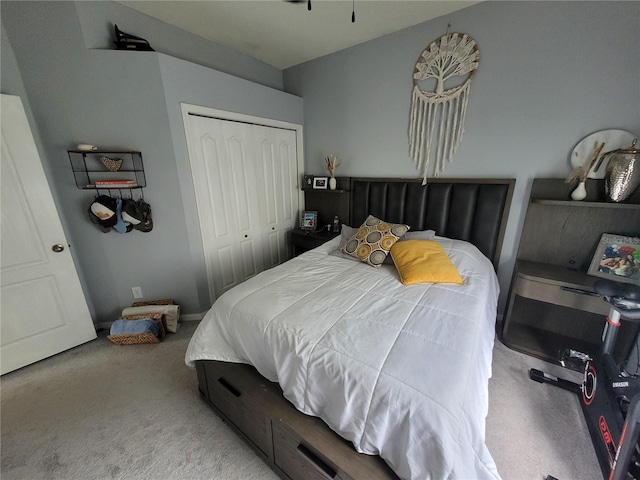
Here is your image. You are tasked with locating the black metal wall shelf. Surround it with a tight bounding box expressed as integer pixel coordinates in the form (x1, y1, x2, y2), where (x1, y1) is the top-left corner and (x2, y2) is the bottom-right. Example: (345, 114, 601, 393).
(68, 150, 146, 190)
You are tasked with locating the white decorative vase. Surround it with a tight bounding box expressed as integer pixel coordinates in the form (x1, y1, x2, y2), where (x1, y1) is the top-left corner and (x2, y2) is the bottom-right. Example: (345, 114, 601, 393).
(329, 177, 337, 190)
(571, 181, 587, 201)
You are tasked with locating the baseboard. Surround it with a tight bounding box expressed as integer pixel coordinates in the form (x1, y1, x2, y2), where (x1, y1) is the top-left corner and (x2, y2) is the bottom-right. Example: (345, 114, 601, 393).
(95, 321, 112, 332)
(180, 313, 205, 322)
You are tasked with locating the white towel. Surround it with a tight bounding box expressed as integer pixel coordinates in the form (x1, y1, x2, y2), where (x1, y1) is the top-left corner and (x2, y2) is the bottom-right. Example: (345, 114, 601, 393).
(121, 305, 180, 333)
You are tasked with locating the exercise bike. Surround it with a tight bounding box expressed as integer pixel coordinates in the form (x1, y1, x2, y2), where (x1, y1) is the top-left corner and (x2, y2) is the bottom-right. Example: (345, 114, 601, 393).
(529, 278, 640, 480)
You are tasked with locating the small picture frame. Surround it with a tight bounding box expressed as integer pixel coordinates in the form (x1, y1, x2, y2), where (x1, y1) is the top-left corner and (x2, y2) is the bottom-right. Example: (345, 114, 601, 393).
(587, 233, 640, 285)
(303, 175, 314, 188)
(313, 177, 328, 189)
(300, 211, 318, 231)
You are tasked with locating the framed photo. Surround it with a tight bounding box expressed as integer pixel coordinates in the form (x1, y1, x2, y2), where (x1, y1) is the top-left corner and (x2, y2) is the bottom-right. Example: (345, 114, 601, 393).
(313, 177, 328, 189)
(303, 175, 314, 188)
(587, 233, 640, 285)
(300, 211, 318, 231)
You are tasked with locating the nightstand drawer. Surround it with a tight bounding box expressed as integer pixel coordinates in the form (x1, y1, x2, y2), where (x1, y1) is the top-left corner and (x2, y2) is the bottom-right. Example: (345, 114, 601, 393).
(291, 229, 339, 256)
(294, 234, 328, 251)
(513, 275, 608, 316)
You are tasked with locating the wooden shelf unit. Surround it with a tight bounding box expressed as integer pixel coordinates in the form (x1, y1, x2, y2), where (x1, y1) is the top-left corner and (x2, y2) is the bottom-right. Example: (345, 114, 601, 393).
(501, 178, 640, 365)
(302, 176, 351, 230)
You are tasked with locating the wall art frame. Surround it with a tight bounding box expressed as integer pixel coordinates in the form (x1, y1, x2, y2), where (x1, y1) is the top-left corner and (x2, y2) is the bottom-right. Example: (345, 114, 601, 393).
(587, 233, 640, 286)
(313, 177, 328, 189)
(300, 211, 318, 231)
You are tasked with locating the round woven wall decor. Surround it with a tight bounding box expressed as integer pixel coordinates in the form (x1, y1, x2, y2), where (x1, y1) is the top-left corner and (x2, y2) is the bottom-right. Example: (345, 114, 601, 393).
(409, 33, 479, 184)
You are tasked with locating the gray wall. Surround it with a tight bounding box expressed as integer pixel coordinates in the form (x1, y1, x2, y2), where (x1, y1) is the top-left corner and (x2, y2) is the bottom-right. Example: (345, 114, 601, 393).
(74, 0, 283, 90)
(158, 55, 304, 313)
(284, 0, 640, 309)
(1, 1, 302, 322)
(2, 0, 638, 321)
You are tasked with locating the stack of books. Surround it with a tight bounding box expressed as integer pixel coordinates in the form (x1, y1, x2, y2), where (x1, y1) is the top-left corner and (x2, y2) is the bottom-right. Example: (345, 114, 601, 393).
(91, 179, 138, 189)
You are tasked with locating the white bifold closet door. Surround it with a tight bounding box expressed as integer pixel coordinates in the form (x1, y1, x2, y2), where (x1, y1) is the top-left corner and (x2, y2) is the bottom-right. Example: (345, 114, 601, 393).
(185, 115, 298, 302)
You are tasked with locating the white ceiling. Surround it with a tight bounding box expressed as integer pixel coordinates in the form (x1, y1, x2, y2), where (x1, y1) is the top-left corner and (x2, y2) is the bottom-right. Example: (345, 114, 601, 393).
(118, 0, 480, 69)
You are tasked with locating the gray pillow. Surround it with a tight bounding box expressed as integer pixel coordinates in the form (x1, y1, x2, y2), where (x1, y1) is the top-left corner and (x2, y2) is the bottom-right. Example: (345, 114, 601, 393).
(404, 229, 436, 241)
(328, 225, 360, 262)
(382, 228, 436, 264)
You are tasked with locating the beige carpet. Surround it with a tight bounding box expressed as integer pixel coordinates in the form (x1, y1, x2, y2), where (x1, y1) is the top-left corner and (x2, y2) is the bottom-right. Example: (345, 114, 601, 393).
(1, 321, 601, 480)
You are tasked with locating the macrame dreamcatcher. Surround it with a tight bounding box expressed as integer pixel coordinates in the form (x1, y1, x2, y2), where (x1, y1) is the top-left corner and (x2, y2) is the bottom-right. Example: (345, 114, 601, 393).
(409, 32, 479, 184)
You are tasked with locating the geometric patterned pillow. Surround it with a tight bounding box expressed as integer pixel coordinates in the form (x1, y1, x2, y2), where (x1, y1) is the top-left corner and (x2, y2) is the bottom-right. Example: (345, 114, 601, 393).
(340, 215, 409, 268)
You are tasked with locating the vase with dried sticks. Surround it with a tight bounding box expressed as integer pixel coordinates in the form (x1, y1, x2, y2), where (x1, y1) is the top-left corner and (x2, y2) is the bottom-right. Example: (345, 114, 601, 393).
(325, 155, 340, 190)
(566, 141, 605, 200)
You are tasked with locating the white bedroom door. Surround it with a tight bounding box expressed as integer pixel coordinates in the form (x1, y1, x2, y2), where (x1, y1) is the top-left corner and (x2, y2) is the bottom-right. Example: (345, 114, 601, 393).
(1, 94, 96, 375)
(184, 112, 300, 303)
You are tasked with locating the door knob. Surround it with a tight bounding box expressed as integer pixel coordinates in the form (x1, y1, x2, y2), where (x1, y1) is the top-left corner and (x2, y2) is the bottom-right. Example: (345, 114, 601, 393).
(52, 244, 65, 253)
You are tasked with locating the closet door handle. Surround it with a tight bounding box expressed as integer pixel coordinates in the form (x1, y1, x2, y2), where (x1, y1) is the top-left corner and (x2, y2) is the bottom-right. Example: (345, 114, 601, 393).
(296, 443, 336, 478)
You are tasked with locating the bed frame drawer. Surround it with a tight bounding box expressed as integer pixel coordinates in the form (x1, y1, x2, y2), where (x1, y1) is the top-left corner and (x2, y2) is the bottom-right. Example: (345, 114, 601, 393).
(197, 360, 399, 480)
(274, 423, 347, 480)
(206, 370, 272, 458)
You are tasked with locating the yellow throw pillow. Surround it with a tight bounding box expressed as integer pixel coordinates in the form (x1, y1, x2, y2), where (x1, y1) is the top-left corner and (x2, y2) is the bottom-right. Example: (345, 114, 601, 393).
(390, 240, 463, 285)
(341, 215, 409, 268)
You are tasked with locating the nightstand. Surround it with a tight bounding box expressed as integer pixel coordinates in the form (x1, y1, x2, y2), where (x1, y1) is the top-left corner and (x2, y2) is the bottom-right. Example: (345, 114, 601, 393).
(501, 178, 640, 365)
(502, 260, 638, 364)
(290, 229, 339, 257)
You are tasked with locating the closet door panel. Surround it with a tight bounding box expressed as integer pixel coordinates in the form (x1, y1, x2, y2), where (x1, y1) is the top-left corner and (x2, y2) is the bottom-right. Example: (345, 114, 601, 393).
(186, 115, 264, 301)
(201, 135, 231, 239)
(240, 240, 259, 279)
(253, 125, 298, 269)
(256, 137, 278, 226)
(190, 127, 236, 298)
(277, 134, 297, 225)
(217, 245, 236, 292)
(228, 136, 252, 233)
(224, 125, 264, 284)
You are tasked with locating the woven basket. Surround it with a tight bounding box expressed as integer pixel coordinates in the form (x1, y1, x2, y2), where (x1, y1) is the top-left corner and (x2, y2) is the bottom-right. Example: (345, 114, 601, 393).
(108, 313, 165, 345)
(100, 156, 123, 172)
(132, 299, 174, 307)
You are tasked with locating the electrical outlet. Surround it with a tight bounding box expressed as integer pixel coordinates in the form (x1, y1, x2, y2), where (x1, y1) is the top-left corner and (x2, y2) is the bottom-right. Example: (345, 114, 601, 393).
(132, 287, 143, 299)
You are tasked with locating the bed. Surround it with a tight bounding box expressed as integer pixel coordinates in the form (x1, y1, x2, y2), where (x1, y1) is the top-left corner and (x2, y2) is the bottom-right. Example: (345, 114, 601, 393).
(186, 177, 515, 480)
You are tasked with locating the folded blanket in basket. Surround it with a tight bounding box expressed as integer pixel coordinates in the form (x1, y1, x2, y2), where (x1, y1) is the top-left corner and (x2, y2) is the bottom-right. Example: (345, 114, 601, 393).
(121, 304, 180, 333)
(110, 318, 159, 337)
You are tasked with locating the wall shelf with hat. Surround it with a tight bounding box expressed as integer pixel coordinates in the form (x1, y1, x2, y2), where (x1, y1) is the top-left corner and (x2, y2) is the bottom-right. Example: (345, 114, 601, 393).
(68, 150, 146, 191)
(89, 195, 153, 233)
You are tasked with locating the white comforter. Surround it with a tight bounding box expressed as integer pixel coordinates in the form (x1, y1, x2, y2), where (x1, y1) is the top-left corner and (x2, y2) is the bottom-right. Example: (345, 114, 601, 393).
(186, 236, 500, 480)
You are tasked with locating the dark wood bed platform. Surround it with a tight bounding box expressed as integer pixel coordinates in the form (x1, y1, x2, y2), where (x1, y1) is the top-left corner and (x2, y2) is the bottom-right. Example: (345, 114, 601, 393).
(193, 177, 515, 480)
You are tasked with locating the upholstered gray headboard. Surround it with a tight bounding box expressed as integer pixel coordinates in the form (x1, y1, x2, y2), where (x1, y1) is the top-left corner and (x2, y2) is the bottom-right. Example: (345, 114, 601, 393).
(350, 178, 515, 270)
